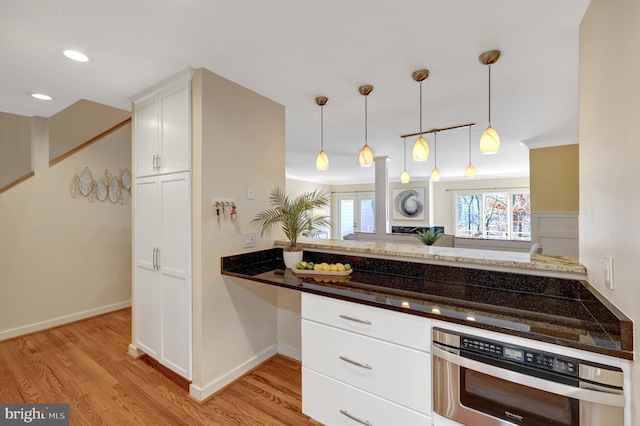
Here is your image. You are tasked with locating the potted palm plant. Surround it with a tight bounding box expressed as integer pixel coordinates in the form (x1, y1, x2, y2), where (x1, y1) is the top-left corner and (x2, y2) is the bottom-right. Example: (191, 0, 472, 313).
(252, 187, 331, 267)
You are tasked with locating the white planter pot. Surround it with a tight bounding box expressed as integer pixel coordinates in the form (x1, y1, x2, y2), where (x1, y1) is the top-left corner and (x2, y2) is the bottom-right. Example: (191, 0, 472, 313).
(283, 250, 303, 268)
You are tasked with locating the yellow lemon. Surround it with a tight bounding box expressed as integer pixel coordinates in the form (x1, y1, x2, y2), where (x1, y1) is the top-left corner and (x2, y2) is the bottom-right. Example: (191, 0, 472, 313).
(330, 264, 338, 271)
(323, 263, 332, 271)
(313, 263, 322, 271)
(336, 263, 345, 271)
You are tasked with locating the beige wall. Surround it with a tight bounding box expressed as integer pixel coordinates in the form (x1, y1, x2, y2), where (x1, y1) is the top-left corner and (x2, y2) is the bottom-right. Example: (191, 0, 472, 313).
(0, 112, 32, 188)
(49, 99, 130, 161)
(529, 144, 579, 212)
(191, 68, 286, 396)
(580, 1, 639, 422)
(431, 176, 530, 234)
(0, 121, 132, 340)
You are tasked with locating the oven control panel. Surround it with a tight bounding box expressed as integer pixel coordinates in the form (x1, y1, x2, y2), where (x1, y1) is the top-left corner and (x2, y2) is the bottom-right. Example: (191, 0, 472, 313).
(461, 336, 579, 376)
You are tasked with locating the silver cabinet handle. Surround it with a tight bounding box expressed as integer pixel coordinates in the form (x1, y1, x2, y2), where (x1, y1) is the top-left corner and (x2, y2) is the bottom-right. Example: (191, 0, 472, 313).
(156, 248, 160, 270)
(152, 248, 157, 269)
(156, 155, 161, 171)
(339, 410, 372, 426)
(339, 314, 372, 325)
(153, 155, 157, 171)
(339, 355, 372, 370)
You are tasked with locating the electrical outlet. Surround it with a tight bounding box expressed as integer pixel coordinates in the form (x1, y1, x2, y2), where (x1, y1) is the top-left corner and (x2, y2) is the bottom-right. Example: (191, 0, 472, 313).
(243, 232, 256, 248)
(247, 185, 255, 200)
(604, 256, 614, 290)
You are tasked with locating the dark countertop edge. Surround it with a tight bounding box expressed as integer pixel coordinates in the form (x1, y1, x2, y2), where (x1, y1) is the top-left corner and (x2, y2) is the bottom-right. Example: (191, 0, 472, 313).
(222, 270, 633, 361)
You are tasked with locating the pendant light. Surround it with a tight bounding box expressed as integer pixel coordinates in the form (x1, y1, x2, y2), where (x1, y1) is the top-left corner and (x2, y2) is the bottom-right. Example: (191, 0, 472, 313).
(430, 132, 441, 181)
(358, 85, 374, 167)
(411, 69, 430, 161)
(315, 96, 329, 170)
(479, 50, 501, 155)
(400, 137, 410, 183)
(465, 125, 476, 178)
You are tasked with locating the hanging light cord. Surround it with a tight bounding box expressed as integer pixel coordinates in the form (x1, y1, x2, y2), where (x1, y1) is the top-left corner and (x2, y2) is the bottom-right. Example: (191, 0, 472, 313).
(468, 125, 472, 162)
(364, 95, 368, 145)
(419, 82, 423, 136)
(488, 65, 492, 127)
(403, 137, 407, 169)
(320, 105, 324, 151)
(434, 133, 437, 166)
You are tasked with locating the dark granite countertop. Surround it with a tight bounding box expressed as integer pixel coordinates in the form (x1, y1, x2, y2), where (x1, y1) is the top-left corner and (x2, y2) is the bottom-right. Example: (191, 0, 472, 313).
(221, 248, 633, 360)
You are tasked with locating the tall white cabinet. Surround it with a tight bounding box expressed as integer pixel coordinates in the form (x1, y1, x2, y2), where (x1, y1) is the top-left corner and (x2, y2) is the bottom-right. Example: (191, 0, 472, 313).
(129, 68, 195, 380)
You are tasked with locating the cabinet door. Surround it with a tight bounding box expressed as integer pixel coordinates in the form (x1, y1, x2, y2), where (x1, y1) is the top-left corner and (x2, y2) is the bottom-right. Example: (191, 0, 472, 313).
(134, 97, 159, 177)
(158, 172, 192, 379)
(133, 176, 160, 357)
(159, 82, 191, 174)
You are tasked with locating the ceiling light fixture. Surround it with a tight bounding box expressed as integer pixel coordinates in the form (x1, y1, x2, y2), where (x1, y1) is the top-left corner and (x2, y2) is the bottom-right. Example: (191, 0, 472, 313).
(430, 132, 441, 181)
(63, 49, 91, 63)
(465, 125, 476, 178)
(358, 84, 374, 167)
(315, 96, 329, 171)
(29, 93, 53, 101)
(411, 69, 430, 161)
(479, 50, 501, 155)
(400, 137, 410, 183)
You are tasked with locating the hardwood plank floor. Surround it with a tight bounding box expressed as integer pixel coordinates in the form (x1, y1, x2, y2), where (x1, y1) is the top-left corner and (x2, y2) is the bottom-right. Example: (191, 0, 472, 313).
(0, 309, 320, 425)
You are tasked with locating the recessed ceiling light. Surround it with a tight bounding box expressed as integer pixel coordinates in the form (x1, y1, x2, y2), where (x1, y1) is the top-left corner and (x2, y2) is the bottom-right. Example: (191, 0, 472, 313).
(63, 49, 91, 63)
(29, 93, 54, 101)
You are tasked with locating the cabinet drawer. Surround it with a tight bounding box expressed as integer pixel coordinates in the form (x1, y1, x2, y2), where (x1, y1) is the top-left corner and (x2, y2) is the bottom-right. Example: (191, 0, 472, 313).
(302, 293, 431, 351)
(302, 320, 431, 414)
(303, 368, 430, 426)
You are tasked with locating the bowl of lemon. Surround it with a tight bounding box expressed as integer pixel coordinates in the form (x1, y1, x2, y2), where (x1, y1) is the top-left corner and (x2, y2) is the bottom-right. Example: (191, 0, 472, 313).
(291, 261, 352, 276)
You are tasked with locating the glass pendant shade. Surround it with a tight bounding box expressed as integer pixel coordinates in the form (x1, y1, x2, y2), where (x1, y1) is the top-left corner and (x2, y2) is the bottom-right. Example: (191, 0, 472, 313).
(412, 136, 429, 161)
(316, 150, 329, 170)
(430, 166, 441, 182)
(359, 144, 374, 167)
(465, 163, 476, 178)
(400, 169, 410, 184)
(479, 126, 500, 154)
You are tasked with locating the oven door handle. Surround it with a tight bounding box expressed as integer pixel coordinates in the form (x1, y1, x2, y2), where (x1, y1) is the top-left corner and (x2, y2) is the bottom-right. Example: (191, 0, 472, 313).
(432, 345, 625, 407)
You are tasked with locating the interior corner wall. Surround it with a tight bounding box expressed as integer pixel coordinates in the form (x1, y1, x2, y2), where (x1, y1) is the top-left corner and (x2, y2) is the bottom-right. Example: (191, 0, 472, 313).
(0, 122, 132, 340)
(0, 112, 32, 188)
(529, 144, 579, 212)
(191, 68, 285, 397)
(579, 1, 640, 423)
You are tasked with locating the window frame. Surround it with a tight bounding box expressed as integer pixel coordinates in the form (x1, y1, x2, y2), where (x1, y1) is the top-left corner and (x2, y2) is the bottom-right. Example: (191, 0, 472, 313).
(453, 188, 531, 241)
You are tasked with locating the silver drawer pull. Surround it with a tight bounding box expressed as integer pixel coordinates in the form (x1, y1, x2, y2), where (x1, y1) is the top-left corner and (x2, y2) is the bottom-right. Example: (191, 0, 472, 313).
(339, 314, 372, 325)
(340, 409, 372, 426)
(340, 355, 372, 370)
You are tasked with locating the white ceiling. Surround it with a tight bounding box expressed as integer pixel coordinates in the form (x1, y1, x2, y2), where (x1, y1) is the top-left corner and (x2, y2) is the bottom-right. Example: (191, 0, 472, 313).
(0, 0, 589, 185)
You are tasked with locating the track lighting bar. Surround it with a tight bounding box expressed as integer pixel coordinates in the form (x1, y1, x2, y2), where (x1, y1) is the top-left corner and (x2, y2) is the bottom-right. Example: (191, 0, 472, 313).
(400, 122, 476, 140)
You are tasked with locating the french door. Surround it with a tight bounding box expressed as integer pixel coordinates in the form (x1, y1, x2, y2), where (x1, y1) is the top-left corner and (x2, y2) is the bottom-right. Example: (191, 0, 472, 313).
(336, 192, 375, 238)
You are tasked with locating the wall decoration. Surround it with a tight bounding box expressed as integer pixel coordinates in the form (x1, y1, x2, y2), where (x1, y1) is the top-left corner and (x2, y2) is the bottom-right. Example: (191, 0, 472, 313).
(79, 167, 93, 196)
(392, 188, 425, 220)
(70, 167, 130, 205)
(96, 178, 108, 202)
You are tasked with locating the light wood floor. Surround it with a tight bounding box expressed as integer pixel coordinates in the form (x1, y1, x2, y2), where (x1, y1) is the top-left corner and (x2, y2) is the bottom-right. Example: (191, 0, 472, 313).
(0, 309, 319, 425)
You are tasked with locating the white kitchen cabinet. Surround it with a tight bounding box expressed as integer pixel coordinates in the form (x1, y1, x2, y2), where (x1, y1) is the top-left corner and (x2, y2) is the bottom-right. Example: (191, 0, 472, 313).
(301, 293, 432, 424)
(133, 172, 192, 379)
(130, 69, 195, 381)
(133, 69, 193, 177)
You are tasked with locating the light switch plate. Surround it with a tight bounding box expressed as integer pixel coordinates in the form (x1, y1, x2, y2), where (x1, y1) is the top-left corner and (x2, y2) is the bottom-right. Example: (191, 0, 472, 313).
(243, 232, 256, 248)
(247, 185, 255, 200)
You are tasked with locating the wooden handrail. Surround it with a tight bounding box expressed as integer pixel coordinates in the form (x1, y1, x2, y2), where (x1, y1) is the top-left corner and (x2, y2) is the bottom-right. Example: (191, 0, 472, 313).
(49, 117, 132, 167)
(0, 171, 36, 195)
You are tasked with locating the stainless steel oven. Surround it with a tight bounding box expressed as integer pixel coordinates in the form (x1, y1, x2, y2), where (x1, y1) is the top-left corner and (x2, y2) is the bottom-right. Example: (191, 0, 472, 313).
(432, 328, 625, 426)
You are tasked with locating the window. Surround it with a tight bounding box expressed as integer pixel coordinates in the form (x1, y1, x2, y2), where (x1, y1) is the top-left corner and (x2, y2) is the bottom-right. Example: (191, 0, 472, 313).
(455, 190, 530, 241)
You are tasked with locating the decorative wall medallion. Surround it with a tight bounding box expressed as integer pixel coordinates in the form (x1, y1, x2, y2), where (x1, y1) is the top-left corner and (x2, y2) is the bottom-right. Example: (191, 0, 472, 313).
(96, 179, 108, 202)
(121, 168, 131, 190)
(87, 179, 98, 203)
(102, 169, 113, 186)
(79, 167, 93, 196)
(69, 175, 80, 198)
(108, 178, 121, 203)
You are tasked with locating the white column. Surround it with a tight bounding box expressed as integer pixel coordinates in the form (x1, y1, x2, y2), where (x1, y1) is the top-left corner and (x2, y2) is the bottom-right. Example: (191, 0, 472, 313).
(374, 156, 389, 235)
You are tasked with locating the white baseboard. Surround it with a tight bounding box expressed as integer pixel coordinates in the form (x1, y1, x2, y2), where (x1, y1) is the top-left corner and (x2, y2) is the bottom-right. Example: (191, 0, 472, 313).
(128, 344, 145, 359)
(277, 343, 302, 361)
(189, 344, 278, 401)
(0, 300, 132, 342)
